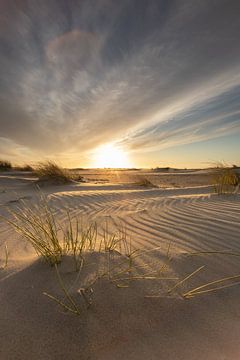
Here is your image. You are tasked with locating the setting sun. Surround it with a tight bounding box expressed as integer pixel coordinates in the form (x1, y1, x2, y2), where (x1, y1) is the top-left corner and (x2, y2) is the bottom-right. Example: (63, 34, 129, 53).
(92, 144, 132, 168)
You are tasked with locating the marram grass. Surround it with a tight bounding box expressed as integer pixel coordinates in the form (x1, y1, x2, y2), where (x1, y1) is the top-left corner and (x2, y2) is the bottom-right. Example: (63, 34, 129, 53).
(5, 197, 62, 266)
(4, 198, 100, 268)
(182, 274, 240, 298)
(212, 164, 239, 194)
(0, 244, 8, 269)
(0, 160, 12, 171)
(167, 265, 205, 294)
(43, 264, 81, 315)
(34, 161, 72, 184)
(3, 196, 142, 270)
(34, 160, 84, 184)
(134, 176, 157, 188)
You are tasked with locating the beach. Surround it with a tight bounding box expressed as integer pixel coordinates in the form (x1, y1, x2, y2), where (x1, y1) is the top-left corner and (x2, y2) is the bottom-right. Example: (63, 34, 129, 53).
(0, 169, 240, 359)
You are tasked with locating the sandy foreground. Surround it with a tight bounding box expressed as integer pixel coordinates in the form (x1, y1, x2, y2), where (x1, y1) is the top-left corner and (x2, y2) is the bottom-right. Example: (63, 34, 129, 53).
(0, 170, 240, 360)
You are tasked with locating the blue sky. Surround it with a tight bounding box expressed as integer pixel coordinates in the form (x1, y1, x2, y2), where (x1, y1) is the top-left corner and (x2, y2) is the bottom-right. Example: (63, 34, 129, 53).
(0, 0, 239, 167)
(133, 133, 240, 168)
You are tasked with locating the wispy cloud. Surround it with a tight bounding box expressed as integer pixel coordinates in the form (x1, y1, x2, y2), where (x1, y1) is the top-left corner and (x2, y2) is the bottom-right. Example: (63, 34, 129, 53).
(0, 0, 240, 164)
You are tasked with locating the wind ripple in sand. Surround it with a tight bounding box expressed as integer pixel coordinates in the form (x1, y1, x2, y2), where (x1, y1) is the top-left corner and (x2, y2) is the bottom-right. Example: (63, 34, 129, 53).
(47, 188, 240, 256)
(1, 181, 240, 360)
(1, 184, 239, 280)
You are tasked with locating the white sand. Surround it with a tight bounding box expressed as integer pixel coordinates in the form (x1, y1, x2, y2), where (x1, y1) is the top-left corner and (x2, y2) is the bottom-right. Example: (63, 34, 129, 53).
(0, 171, 240, 359)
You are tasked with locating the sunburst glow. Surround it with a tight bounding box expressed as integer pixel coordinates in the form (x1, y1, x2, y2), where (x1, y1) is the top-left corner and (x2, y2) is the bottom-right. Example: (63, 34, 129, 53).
(92, 144, 132, 168)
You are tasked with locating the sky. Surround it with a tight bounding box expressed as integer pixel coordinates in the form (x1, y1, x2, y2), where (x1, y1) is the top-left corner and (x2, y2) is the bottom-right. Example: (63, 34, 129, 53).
(0, 0, 240, 168)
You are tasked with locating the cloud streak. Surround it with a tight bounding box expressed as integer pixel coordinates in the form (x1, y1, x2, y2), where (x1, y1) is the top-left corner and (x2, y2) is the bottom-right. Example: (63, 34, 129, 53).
(0, 0, 240, 164)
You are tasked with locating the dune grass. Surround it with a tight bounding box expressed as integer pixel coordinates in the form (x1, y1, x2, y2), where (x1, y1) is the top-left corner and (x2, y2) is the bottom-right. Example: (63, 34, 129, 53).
(177, 249, 240, 298)
(43, 264, 82, 315)
(182, 274, 240, 298)
(34, 161, 84, 184)
(3, 196, 176, 314)
(167, 265, 205, 294)
(14, 164, 33, 171)
(3, 195, 140, 269)
(42, 242, 176, 315)
(212, 164, 239, 194)
(134, 176, 157, 188)
(6, 199, 62, 265)
(0, 244, 8, 270)
(34, 161, 73, 184)
(166, 247, 240, 299)
(4, 196, 97, 267)
(0, 160, 12, 171)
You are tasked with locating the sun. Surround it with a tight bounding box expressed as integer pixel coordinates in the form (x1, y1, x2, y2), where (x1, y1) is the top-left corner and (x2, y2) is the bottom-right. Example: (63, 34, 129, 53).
(92, 143, 131, 168)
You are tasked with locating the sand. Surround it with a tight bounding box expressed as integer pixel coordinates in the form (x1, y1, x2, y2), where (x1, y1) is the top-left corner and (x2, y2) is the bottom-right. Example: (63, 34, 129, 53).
(0, 170, 240, 360)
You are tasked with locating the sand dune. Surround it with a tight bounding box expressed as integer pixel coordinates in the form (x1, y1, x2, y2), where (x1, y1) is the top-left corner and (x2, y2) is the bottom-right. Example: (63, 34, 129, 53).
(0, 172, 240, 359)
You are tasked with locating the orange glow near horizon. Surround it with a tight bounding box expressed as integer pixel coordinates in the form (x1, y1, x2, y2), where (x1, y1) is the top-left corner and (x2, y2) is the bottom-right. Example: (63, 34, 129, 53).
(92, 144, 132, 168)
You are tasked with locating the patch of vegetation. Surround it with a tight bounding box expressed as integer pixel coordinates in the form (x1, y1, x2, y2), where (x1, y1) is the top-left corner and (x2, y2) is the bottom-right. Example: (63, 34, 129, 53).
(4, 195, 128, 268)
(169, 250, 240, 299)
(212, 164, 239, 194)
(134, 176, 157, 188)
(152, 167, 170, 172)
(3, 196, 173, 314)
(0, 160, 12, 171)
(14, 164, 34, 171)
(34, 161, 85, 184)
(34, 161, 80, 184)
(0, 244, 8, 270)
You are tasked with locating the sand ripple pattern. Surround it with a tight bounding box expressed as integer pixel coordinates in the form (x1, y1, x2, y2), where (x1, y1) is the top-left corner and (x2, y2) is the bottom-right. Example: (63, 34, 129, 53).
(48, 187, 240, 256)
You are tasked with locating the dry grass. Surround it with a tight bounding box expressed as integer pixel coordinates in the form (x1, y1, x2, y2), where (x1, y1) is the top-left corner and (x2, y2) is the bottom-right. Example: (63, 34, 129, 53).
(134, 176, 157, 188)
(2, 196, 175, 314)
(0, 160, 12, 171)
(0, 244, 8, 269)
(171, 250, 240, 298)
(14, 164, 33, 171)
(3, 196, 137, 269)
(167, 266, 205, 294)
(182, 274, 240, 298)
(212, 164, 239, 194)
(5, 197, 62, 265)
(34, 161, 85, 184)
(34, 161, 73, 184)
(43, 264, 82, 315)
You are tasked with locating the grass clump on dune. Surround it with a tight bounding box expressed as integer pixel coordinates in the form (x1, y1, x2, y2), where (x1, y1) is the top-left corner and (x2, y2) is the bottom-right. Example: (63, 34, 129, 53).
(14, 164, 34, 171)
(134, 176, 157, 188)
(5, 197, 63, 265)
(4, 195, 130, 268)
(3, 196, 175, 314)
(212, 163, 239, 194)
(34, 161, 84, 184)
(0, 160, 12, 171)
(34, 161, 74, 184)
